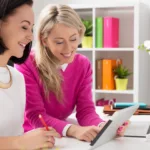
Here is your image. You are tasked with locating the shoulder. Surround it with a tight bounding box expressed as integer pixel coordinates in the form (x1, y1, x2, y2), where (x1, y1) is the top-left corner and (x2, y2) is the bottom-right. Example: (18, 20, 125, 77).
(73, 53, 91, 66)
(69, 53, 92, 76)
(14, 50, 36, 73)
(8, 65, 24, 82)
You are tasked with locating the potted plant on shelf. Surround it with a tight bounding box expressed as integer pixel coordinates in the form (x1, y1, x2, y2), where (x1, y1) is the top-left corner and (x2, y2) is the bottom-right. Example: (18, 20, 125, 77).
(113, 64, 132, 90)
(81, 18, 93, 48)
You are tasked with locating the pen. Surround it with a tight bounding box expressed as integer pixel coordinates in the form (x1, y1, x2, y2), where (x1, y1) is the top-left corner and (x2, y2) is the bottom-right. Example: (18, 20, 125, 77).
(39, 114, 49, 131)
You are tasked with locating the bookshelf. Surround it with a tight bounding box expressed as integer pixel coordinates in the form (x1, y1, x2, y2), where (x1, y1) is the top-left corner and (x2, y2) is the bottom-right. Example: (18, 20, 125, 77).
(70, 2, 150, 105)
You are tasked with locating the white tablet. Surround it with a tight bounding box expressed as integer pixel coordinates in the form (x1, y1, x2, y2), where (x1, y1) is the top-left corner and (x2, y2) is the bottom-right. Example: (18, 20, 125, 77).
(89, 105, 139, 150)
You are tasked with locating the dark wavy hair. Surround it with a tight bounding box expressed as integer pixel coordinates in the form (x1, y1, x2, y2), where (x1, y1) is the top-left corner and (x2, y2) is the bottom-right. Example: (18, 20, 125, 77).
(0, 0, 33, 64)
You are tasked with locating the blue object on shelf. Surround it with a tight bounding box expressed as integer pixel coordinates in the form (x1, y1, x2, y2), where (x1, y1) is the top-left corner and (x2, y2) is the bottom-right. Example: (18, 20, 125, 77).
(114, 102, 147, 109)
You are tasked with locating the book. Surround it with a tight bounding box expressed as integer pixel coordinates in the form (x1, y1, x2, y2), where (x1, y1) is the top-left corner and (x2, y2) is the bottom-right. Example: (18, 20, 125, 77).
(113, 102, 147, 109)
(124, 122, 150, 138)
(104, 17, 119, 48)
(96, 59, 102, 89)
(96, 17, 103, 48)
(103, 105, 150, 115)
(102, 59, 121, 90)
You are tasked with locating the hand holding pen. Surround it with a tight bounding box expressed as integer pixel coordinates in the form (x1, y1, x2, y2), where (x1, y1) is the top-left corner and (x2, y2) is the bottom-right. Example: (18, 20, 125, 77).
(39, 114, 61, 137)
(16, 117, 61, 150)
(39, 114, 49, 131)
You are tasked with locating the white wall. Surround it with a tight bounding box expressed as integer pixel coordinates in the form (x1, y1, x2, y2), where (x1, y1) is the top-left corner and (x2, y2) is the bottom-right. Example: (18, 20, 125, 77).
(33, 0, 150, 23)
(32, 0, 150, 42)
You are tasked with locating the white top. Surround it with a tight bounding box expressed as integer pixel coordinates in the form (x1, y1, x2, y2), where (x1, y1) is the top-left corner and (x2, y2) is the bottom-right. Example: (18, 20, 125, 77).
(0, 66, 25, 136)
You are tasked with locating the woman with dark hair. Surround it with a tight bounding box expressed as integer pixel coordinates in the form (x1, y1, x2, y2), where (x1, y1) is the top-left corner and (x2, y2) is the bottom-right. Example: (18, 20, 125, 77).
(0, 0, 60, 149)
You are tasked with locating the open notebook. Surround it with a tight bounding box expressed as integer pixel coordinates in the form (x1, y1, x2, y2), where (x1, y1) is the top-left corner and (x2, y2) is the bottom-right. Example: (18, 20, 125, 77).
(124, 122, 150, 138)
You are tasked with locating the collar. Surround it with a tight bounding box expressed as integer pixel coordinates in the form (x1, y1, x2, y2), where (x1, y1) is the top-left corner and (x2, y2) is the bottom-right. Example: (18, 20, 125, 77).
(61, 63, 68, 71)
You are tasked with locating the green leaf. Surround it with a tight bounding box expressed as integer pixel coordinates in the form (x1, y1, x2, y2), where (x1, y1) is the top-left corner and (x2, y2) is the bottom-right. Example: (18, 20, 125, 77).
(82, 18, 93, 36)
(113, 64, 132, 79)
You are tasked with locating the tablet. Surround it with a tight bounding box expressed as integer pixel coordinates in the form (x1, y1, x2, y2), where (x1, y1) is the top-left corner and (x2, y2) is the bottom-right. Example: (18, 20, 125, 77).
(89, 105, 139, 150)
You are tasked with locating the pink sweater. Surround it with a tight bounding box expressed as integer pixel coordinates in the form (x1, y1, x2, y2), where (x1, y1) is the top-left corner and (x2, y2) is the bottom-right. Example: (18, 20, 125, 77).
(15, 52, 104, 135)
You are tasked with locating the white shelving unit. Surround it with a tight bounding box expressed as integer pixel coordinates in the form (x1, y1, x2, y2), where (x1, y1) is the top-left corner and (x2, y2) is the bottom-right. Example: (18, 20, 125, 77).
(70, 2, 150, 105)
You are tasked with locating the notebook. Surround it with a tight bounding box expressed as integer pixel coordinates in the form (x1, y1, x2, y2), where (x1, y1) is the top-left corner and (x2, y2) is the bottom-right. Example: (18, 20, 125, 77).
(124, 122, 150, 138)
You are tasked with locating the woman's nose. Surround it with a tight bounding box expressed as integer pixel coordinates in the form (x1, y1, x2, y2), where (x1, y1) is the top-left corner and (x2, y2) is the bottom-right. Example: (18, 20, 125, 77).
(26, 31, 33, 42)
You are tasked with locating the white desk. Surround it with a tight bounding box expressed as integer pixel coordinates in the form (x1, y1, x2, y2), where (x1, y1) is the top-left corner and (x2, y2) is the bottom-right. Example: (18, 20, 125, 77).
(51, 107, 150, 150)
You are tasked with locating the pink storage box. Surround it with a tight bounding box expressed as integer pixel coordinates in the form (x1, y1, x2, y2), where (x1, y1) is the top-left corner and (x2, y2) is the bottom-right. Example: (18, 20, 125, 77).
(104, 17, 119, 48)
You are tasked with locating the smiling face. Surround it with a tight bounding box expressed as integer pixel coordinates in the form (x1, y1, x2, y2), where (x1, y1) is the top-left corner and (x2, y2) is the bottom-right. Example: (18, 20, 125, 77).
(44, 23, 80, 64)
(0, 4, 34, 58)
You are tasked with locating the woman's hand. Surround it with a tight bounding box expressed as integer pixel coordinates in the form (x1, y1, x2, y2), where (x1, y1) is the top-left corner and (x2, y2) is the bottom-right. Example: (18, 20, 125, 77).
(99, 120, 130, 136)
(117, 121, 130, 136)
(67, 125, 102, 142)
(15, 127, 61, 150)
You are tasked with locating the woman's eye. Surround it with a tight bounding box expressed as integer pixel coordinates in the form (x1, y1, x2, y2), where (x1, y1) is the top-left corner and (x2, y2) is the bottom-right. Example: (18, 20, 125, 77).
(22, 26, 28, 30)
(56, 42, 63, 45)
(71, 39, 77, 41)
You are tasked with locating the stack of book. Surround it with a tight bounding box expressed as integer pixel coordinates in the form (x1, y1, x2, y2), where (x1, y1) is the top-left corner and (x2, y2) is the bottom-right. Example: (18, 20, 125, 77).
(103, 102, 150, 115)
(96, 16, 119, 48)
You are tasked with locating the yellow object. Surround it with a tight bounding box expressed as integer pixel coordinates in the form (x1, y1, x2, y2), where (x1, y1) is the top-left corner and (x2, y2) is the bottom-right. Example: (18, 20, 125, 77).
(115, 78, 128, 90)
(82, 36, 93, 48)
(55, 148, 60, 150)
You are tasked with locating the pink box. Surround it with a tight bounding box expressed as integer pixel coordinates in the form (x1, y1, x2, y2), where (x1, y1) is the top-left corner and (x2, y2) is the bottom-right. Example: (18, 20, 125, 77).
(104, 17, 119, 48)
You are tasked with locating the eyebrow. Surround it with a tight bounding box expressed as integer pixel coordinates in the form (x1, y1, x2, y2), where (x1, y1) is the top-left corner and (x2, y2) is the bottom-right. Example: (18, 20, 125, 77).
(21, 20, 34, 26)
(54, 33, 77, 40)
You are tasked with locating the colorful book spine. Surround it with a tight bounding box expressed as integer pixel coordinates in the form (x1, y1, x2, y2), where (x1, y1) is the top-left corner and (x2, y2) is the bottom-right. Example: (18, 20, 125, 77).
(102, 59, 122, 90)
(104, 17, 119, 48)
(96, 17, 103, 48)
(96, 59, 102, 89)
(113, 102, 147, 109)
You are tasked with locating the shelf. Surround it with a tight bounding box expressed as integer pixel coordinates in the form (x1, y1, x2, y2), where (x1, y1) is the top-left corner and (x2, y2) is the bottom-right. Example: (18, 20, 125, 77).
(70, 3, 150, 104)
(77, 48, 93, 51)
(95, 89, 134, 94)
(95, 48, 134, 51)
(77, 48, 134, 51)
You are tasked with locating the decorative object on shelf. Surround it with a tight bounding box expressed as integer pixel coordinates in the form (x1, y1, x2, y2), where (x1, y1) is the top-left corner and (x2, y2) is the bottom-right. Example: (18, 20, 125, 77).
(81, 18, 93, 48)
(104, 17, 119, 48)
(113, 64, 132, 90)
(96, 98, 116, 106)
(138, 40, 150, 54)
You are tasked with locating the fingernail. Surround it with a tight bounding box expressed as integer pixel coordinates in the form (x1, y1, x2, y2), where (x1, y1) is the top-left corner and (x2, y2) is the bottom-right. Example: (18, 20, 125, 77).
(123, 122, 128, 126)
(118, 126, 123, 131)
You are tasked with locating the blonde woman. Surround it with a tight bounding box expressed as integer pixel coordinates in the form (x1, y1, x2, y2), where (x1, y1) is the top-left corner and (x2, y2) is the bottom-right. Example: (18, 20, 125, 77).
(15, 4, 126, 142)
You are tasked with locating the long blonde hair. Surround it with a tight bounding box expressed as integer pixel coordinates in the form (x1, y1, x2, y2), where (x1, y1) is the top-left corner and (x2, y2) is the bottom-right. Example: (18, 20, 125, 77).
(35, 4, 85, 101)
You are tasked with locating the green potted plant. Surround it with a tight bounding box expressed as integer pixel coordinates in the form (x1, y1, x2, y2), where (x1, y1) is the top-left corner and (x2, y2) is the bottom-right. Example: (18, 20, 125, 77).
(113, 64, 132, 90)
(81, 18, 93, 48)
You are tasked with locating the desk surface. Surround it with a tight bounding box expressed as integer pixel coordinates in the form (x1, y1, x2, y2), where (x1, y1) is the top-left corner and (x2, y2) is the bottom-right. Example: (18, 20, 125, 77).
(52, 107, 150, 150)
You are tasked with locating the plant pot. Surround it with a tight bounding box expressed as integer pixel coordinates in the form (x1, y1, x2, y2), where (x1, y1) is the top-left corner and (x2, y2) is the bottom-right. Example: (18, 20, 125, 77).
(115, 78, 128, 90)
(82, 36, 93, 48)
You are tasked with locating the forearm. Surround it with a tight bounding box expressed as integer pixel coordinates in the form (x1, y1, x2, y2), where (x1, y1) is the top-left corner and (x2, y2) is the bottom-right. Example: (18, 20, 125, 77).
(76, 105, 104, 126)
(66, 124, 80, 138)
(27, 111, 69, 136)
(0, 136, 21, 150)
